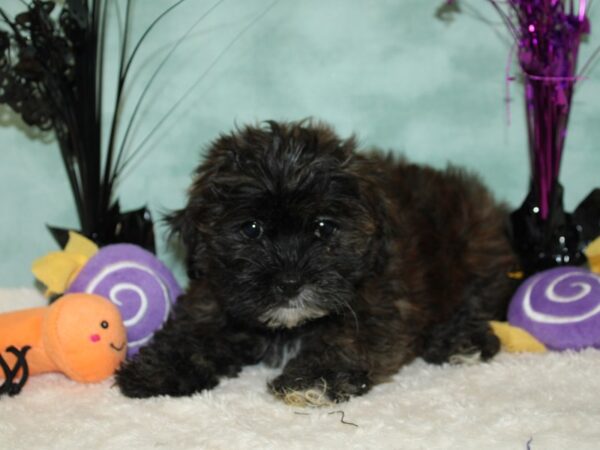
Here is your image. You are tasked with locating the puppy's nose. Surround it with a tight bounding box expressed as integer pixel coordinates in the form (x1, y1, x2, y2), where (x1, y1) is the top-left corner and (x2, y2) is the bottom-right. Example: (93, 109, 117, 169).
(275, 274, 302, 297)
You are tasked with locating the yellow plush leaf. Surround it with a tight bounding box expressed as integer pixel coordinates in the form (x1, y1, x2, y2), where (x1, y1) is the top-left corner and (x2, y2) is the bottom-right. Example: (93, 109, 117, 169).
(490, 321, 547, 353)
(31, 232, 97, 297)
(32, 253, 87, 296)
(584, 237, 600, 274)
(64, 231, 98, 258)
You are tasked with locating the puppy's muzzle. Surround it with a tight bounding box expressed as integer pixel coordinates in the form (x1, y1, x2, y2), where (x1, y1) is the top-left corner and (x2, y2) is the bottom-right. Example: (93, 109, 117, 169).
(274, 272, 303, 297)
(260, 285, 327, 328)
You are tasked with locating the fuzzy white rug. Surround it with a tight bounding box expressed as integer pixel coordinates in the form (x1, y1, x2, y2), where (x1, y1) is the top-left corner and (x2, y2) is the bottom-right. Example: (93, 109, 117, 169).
(2, 289, 600, 450)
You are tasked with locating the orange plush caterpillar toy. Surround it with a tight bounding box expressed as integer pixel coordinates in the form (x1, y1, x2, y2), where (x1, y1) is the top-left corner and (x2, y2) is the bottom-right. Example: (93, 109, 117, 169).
(0, 293, 127, 396)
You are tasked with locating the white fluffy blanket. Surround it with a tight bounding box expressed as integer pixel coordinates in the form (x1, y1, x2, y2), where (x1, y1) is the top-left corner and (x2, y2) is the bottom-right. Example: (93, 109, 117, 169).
(1, 289, 600, 450)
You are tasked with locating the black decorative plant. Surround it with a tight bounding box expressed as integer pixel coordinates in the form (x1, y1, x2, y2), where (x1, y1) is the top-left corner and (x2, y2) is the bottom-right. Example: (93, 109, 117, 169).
(0, 0, 279, 253)
(0, 0, 192, 252)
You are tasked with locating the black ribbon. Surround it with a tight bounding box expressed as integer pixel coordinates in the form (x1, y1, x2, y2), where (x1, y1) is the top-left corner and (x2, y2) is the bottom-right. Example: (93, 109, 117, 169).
(0, 346, 31, 397)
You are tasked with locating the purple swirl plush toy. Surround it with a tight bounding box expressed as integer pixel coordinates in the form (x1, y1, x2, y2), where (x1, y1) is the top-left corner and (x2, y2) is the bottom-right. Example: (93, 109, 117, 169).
(508, 266, 600, 351)
(67, 244, 182, 357)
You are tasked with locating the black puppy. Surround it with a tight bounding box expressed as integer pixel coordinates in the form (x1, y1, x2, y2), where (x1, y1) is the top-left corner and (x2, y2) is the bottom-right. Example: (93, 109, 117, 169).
(116, 120, 518, 403)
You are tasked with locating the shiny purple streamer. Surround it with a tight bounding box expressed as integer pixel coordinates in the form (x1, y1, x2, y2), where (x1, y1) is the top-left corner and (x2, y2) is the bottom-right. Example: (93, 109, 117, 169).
(508, 0, 590, 220)
(448, 0, 590, 220)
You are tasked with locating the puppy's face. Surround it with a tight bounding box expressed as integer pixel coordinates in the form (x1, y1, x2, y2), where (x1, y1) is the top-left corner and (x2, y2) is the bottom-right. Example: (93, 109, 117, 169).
(172, 122, 388, 328)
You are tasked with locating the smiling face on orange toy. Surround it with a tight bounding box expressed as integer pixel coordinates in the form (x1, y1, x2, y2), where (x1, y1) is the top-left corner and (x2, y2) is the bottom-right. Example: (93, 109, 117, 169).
(43, 294, 127, 382)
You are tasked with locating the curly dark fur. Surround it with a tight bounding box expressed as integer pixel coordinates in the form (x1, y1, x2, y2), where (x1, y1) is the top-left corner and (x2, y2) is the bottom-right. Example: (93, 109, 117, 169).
(116, 120, 519, 401)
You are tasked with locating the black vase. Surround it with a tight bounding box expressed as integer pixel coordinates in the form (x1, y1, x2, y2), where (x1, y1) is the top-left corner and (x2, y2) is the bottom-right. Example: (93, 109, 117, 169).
(509, 181, 600, 275)
(47, 203, 156, 254)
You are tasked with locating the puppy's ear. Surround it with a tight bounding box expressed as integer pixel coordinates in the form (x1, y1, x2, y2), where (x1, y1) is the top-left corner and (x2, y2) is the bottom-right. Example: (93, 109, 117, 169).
(345, 154, 393, 276)
(166, 208, 206, 280)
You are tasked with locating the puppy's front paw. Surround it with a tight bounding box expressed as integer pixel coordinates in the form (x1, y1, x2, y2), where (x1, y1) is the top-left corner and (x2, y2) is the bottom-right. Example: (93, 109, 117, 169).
(115, 354, 219, 398)
(423, 320, 501, 365)
(268, 369, 371, 406)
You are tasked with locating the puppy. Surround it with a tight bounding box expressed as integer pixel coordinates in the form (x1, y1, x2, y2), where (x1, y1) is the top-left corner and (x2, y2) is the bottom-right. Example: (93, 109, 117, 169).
(116, 120, 518, 403)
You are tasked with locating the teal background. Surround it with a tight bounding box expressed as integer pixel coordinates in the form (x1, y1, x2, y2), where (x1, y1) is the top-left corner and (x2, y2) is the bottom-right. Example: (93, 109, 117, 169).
(1, 0, 599, 288)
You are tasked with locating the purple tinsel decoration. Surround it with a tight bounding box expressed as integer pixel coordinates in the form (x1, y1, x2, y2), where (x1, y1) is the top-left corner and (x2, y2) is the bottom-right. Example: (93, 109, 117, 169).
(463, 1, 591, 220)
(506, 0, 589, 220)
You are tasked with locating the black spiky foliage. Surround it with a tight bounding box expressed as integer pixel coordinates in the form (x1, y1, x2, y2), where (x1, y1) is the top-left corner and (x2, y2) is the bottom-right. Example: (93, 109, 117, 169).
(0, 0, 283, 253)
(0, 0, 186, 252)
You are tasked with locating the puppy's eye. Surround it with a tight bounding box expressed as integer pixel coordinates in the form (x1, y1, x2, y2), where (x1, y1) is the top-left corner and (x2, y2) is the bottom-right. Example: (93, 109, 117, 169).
(314, 219, 338, 239)
(241, 221, 263, 239)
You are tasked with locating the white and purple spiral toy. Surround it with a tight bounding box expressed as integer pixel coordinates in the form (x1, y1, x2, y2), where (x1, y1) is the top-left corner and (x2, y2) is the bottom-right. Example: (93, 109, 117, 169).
(67, 244, 182, 357)
(508, 266, 600, 351)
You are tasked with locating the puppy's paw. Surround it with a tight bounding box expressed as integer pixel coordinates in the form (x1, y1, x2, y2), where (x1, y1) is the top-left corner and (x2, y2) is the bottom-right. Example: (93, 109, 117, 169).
(268, 370, 371, 406)
(423, 320, 500, 365)
(115, 354, 219, 398)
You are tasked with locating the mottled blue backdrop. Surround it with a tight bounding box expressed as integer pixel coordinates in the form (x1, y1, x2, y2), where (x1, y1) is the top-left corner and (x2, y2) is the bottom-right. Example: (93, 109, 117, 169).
(1, 0, 598, 287)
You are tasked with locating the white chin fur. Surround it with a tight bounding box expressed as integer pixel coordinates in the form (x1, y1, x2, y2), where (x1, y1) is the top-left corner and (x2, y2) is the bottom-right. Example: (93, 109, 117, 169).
(260, 289, 327, 328)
